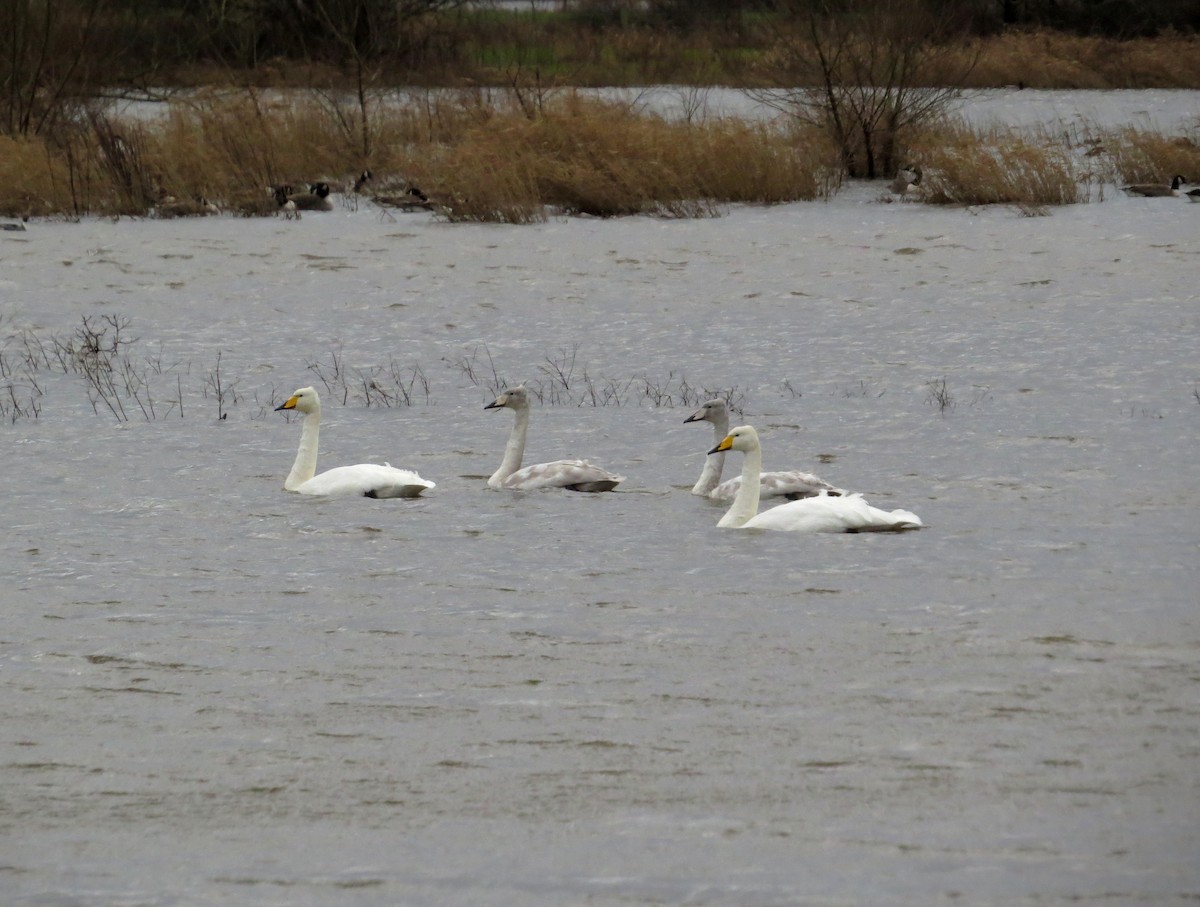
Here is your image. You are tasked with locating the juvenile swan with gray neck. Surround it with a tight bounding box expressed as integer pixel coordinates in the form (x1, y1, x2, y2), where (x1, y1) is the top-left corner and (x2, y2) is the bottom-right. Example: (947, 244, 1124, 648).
(485, 386, 623, 492)
(685, 398, 844, 501)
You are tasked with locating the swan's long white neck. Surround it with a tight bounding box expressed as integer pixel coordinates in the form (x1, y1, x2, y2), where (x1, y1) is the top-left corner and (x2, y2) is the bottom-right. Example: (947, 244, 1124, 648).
(285, 408, 320, 490)
(717, 441, 762, 527)
(489, 405, 529, 488)
(692, 409, 730, 495)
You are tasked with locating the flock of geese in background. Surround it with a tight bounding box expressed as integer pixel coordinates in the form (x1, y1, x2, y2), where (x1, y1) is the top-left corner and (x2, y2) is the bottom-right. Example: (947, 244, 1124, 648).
(275, 385, 925, 534)
(888, 166, 1198, 201)
(3, 168, 1195, 230)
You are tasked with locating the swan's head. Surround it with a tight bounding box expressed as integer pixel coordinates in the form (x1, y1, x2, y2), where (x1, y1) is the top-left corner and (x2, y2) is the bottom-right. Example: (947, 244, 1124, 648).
(709, 424, 760, 456)
(485, 386, 529, 412)
(684, 398, 728, 425)
(275, 386, 320, 414)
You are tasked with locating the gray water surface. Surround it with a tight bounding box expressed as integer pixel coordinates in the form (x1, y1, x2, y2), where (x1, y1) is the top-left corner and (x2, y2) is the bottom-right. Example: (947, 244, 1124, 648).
(2, 182, 1197, 905)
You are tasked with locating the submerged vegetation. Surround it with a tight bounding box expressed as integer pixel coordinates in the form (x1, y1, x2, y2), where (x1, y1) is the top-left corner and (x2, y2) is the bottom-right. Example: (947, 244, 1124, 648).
(0, 316, 746, 424)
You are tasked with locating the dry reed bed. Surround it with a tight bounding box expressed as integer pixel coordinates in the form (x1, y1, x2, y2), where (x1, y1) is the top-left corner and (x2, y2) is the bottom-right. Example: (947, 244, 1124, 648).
(960, 32, 1200, 90)
(0, 90, 1196, 222)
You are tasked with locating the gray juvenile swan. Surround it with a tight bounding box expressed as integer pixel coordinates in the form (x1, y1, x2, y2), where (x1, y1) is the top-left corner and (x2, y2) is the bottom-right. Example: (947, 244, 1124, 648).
(710, 425, 922, 533)
(1121, 175, 1187, 197)
(485, 386, 623, 492)
(685, 398, 844, 501)
(275, 386, 434, 498)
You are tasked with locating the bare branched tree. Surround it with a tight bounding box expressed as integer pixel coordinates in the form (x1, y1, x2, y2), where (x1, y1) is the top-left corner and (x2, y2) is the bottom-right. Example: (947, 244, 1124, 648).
(748, 0, 978, 179)
(0, 0, 109, 137)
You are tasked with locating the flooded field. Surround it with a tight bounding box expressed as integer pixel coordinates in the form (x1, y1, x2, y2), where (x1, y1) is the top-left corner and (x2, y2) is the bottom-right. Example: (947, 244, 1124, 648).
(1, 109, 1198, 904)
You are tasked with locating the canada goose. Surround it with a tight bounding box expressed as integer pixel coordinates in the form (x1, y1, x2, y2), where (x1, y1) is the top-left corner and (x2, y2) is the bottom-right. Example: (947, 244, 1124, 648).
(1186, 188, 1200, 203)
(1121, 175, 1187, 198)
(890, 165, 922, 196)
(288, 182, 334, 212)
(1, 222, 27, 231)
(373, 185, 434, 211)
(353, 170, 373, 193)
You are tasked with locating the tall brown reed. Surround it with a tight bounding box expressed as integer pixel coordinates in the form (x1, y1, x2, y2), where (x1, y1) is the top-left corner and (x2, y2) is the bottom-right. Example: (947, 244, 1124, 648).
(1102, 127, 1200, 186)
(908, 122, 1089, 208)
(428, 94, 837, 222)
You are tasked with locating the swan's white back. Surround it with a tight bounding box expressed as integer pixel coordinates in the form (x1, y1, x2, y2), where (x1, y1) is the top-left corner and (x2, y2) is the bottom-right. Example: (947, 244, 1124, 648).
(485, 386, 623, 492)
(711, 425, 922, 533)
(276, 386, 434, 498)
(743, 492, 923, 532)
(685, 399, 844, 500)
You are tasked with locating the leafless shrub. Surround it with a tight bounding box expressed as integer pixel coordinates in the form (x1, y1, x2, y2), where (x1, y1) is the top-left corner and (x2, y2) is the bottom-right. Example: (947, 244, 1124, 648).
(203, 351, 239, 420)
(748, 0, 978, 180)
(924, 376, 955, 413)
(443, 345, 509, 395)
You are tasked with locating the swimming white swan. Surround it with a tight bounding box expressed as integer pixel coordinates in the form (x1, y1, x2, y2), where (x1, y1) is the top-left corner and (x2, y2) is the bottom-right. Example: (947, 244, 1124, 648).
(485, 386, 624, 491)
(710, 425, 922, 532)
(685, 399, 845, 501)
(275, 386, 434, 498)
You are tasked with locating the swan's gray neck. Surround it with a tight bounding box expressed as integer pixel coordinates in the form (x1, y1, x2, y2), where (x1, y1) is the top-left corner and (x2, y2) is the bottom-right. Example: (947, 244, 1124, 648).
(718, 443, 761, 528)
(285, 409, 320, 490)
(489, 405, 528, 488)
(692, 409, 730, 495)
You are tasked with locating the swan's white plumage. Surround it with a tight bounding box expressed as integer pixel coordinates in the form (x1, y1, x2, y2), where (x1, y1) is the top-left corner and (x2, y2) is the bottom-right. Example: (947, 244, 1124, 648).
(275, 386, 434, 498)
(485, 386, 623, 492)
(685, 399, 844, 500)
(711, 425, 922, 533)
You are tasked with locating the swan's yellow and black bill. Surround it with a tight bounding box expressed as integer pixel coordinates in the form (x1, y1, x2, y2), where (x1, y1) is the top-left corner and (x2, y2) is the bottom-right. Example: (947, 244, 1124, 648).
(708, 434, 734, 455)
(275, 394, 300, 411)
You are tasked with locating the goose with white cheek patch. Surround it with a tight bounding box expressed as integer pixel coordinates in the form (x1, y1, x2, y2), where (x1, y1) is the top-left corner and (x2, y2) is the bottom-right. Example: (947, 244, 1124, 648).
(485, 386, 624, 492)
(275, 386, 434, 498)
(710, 425, 922, 533)
(1121, 175, 1187, 198)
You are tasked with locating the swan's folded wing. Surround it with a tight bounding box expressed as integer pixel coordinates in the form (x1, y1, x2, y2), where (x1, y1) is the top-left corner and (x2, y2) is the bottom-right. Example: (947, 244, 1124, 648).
(501, 459, 624, 492)
(297, 463, 435, 498)
(709, 470, 845, 502)
(744, 493, 921, 533)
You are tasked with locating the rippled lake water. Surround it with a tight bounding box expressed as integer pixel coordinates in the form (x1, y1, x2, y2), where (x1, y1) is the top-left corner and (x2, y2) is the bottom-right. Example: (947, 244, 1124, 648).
(2, 140, 1198, 903)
